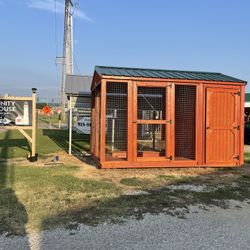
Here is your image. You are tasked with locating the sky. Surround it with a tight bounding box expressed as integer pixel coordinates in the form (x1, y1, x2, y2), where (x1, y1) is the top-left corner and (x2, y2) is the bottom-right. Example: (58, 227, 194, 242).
(0, 0, 249, 100)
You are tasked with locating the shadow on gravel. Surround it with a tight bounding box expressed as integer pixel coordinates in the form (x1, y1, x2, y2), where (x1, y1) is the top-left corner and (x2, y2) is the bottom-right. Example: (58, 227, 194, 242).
(0, 131, 29, 247)
(41, 164, 250, 232)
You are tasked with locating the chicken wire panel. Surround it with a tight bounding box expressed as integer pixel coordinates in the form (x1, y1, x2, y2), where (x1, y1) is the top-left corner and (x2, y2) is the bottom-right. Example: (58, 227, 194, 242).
(137, 87, 166, 120)
(137, 124, 166, 157)
(105, 82, 128, 161)
(175, 85, 196, 160)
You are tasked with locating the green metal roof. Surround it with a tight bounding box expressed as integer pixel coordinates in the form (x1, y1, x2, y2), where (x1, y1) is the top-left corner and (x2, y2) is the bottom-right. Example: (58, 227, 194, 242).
(95, 66, 246, 83)
(246, 93, 250, 102)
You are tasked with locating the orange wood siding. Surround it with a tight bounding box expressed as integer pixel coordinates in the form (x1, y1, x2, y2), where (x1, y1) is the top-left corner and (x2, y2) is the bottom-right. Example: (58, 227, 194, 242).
(90, 75, 246, 169)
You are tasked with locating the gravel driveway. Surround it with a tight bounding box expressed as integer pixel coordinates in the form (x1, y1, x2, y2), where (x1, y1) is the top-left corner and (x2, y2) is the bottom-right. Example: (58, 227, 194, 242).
(1, 200, 250, 250)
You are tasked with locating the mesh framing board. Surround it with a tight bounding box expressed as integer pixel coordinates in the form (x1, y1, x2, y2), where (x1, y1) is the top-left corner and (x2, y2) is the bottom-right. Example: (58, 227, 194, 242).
(175, 85, 196, 160)
(105, 82, 128, 160)
(137, 124, 166, 157)
(137, 86, 166, 157)
(137, 87, 166, 120)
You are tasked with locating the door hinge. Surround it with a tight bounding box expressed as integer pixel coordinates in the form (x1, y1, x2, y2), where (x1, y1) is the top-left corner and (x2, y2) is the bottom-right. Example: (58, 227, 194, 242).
(167, 120, 172, 124)
(167, 155, 173, 160)
(234, 91, 240, 96)
(233, 155, 240, 160)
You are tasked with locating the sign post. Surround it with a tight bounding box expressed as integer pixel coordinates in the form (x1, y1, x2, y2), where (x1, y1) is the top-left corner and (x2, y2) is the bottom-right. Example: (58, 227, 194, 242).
(31, 88, 37, 160)
(0, 88, 38, 161)
(69, 95, 72, 155)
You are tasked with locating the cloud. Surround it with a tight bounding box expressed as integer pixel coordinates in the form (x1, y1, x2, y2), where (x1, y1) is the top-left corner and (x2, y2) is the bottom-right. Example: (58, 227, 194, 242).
(27, 0, 92, 21)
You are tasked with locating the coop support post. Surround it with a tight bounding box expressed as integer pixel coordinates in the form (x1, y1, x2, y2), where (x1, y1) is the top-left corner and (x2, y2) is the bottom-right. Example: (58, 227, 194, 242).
(69, 96, 72, 155)
(31, 88, 37, 159)
(100, 80, 107, 162)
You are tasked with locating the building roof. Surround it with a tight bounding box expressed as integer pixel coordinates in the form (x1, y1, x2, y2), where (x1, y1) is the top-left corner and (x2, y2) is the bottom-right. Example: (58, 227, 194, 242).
(246, 93, 250, 102)
(95, 66, 246, 83)
(65, 75, 92, 96)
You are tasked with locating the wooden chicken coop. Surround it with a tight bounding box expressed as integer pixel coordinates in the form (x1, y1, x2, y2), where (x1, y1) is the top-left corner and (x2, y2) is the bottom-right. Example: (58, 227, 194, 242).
(90, 66, 246, 169)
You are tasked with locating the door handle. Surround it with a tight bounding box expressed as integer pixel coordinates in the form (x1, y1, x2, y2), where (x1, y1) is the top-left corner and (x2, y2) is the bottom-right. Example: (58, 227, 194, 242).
(206, 126, 210, 129)
(233, 125, 240, 130)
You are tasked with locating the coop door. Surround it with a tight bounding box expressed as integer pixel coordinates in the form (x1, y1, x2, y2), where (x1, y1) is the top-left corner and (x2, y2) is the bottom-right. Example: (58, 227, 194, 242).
(136, 85, 170, 160)
(205, 88, 240, 164)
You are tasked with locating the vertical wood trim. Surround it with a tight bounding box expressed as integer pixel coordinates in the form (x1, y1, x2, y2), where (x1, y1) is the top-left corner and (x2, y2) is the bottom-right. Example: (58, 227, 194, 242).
(240, 85, 245, 165)
(202, 85, 206, 165)
(170, 84, 175, 160)
(166, 84, 172, 159)
(234, 90, 240, 164)
(127, 81, 133, 162)
(133, 82, 138, 162)
(204, 87, 209, 163)
(90, 91, 95, 154)
(94, 89, 100, 157)
(197, 84, 204, 165)
(100, 80, 106, 163)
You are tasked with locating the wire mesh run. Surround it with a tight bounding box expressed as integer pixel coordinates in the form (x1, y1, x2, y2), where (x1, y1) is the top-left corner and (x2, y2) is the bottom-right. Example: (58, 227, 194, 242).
(137, 124, 166, 157)
(175, 85, 196, 160)
(105, 82, 128, 161)
(138, 87, 166, 120)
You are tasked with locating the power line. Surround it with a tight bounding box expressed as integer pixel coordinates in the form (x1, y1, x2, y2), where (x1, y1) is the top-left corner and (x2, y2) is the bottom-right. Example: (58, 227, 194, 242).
(73, 55, 81, 74)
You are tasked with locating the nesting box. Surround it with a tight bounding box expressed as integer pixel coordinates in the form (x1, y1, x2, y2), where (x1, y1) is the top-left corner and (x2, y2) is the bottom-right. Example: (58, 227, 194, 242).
(91, 66, 246, 169)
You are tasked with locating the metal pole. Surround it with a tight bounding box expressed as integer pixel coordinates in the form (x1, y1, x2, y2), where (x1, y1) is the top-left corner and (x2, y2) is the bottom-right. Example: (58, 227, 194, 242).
(61, 0, 73, 120)
(71, 13, 74, 75)
(69, 96, 72, 155)
(32, 88, 37, 158)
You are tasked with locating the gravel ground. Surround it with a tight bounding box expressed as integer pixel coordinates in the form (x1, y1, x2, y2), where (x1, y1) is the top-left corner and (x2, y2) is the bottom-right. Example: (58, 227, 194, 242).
(245, 145, 250, 153)
(1, 200, 250, 250)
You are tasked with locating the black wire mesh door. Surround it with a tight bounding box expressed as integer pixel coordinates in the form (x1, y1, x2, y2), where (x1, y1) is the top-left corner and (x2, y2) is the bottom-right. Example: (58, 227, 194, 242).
(137, 86, 167, 158)
(105, 82, 128, 161)
(175, 85, 196, 161)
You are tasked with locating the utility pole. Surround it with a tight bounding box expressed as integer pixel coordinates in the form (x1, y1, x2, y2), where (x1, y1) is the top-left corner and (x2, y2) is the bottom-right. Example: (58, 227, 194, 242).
(61, 0, 74, 120)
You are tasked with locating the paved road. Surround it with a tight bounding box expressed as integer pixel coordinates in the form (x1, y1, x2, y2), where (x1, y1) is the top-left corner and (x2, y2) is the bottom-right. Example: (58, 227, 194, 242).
(1, 200, 250, 250)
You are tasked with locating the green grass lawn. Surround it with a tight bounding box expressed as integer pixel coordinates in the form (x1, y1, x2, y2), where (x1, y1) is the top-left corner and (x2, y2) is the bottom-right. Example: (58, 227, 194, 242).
(0, 128, 250, 235)
(245, 152, 250, 163)
(38, 113, 62, 127)
(0, 164, 119, 235)
(1, 162, 250, 235)
(0, 129, 90, 159)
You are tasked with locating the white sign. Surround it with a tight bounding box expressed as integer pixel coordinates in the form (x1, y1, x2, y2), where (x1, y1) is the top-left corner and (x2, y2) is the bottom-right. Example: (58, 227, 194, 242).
(0, 117, 11, 125)
(0, 100, 32, 126)
(74, 117, 91, 134)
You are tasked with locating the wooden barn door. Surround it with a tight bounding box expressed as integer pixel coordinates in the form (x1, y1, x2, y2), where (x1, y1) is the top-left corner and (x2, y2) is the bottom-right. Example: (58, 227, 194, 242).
(205, 88, 240, 165)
